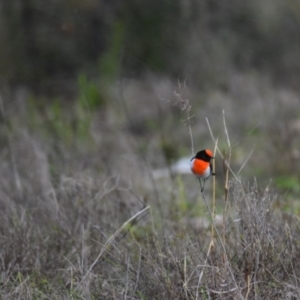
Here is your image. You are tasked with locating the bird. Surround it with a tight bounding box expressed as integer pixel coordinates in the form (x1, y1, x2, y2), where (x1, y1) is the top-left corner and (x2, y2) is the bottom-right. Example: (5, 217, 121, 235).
(190, 149, 215, 192)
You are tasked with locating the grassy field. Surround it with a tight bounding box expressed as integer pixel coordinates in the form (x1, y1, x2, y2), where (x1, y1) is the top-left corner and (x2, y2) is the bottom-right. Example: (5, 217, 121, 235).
(1, 73, 300, 299)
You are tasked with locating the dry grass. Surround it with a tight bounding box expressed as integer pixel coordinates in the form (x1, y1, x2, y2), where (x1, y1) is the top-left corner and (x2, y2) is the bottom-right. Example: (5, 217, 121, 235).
(0, 75, 300, 299)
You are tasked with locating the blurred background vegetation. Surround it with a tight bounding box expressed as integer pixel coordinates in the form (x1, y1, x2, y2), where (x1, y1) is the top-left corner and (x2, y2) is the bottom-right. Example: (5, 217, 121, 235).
(1, 0, 300, 193)
(2, 0, 300, 93)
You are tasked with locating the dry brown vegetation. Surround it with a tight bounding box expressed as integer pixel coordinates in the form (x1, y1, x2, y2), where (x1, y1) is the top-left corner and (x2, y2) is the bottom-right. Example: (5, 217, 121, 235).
(2, 1, 300, 298)
(0, 74, 300, 299)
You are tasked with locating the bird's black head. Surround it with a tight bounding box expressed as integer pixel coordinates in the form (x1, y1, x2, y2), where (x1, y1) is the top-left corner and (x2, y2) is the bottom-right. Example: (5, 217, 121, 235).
(192, 149, 214, 162)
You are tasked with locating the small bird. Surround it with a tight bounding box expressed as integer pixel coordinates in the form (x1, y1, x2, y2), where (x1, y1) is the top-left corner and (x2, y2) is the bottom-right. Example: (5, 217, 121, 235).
(190, 149, 215, 192)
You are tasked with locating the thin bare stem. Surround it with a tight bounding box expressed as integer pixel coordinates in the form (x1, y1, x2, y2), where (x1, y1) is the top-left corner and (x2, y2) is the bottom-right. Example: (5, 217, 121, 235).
(211, 138, 218, 241)
(237, 147, 254, 175)
(205, 113, 243, 298)
(223, 110, 231, 149)
(174, 81, 195, 156)
(73, 206, 150, 295)
(132, 247, 142, 296)
(183, 253, 188, 299)
(200, 190, 241, 297)
(206, 117, 241, 184)
(196, 239, 215, 299)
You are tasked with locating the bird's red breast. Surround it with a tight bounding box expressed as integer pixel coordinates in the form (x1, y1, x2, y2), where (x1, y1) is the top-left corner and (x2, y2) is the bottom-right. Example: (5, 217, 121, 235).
(190, 158, 210, 178)
(190, 149, 214, 179)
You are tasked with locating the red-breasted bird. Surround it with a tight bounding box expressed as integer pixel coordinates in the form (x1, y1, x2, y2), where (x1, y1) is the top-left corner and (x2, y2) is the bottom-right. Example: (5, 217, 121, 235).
(190, 149, 215, 192)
